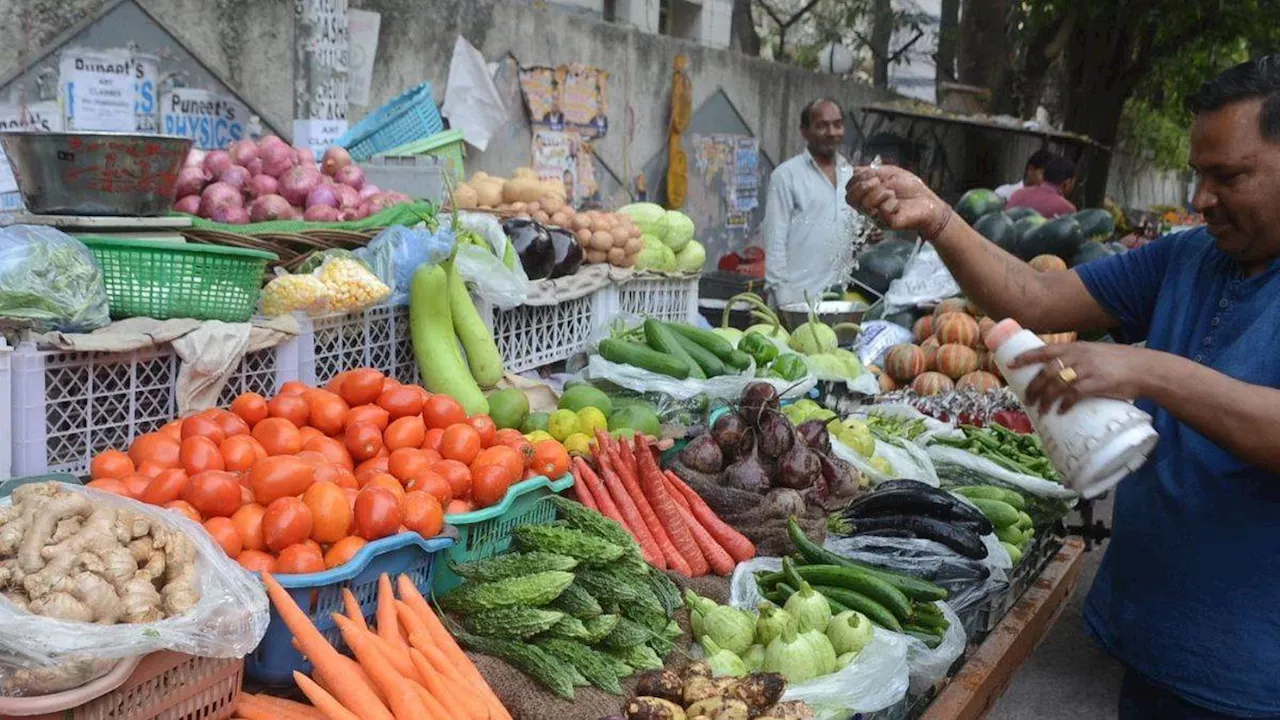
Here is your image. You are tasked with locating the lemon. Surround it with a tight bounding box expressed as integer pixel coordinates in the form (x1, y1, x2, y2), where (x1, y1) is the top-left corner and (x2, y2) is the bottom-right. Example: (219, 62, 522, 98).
(525, 430, 554, 444)
(563, 432, 593, 455)
(575, 407, 608, 437)
(547, 409, 582, 442)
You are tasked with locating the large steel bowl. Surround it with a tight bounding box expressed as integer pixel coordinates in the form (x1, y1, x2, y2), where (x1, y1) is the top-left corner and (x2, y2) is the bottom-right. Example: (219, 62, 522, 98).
(780, 300, 868, 345)
(0, 132, 193, 216)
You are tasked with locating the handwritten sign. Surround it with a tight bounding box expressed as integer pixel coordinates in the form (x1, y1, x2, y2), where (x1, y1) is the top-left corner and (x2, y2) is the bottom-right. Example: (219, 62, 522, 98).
(294, 118, 349, 158)
(0, 101, 63, 214)
(296, 0, 350, 122)
(162, 88, 249, 150)
(58, 49, 144, 132)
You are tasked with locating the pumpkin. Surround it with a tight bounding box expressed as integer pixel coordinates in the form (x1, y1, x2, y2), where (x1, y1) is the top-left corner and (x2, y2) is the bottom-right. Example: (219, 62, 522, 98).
(913, 315, 934, 343)
(920, 336, 942, 371)
(956, 370, 1002, 393)
(911, 371, 954, 396)
(977, 349, 1001, 376)
(933, 298, 970, 318)
(978, 316, 997, 344)
(1039, 332, 1078, 344)
(878, 372, 898, 393)
(934, 312, 981, 347)
(1030, 254, 1069, 272)
(884, 344, 927, 383)
(935, 343, 979, 380)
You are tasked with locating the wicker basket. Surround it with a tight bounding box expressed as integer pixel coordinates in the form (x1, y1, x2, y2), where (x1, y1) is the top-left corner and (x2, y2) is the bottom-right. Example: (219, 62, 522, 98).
(180, 227, 384, 272)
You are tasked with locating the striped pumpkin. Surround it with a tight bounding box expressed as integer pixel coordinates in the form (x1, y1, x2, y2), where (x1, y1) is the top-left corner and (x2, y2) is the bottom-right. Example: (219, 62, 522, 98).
(935, 312, 981, 347)
(911, 371, 955, 396)
(884, 344, 928, 382)
(935, 343, 979, 380)
(957, 370, 1003, 392)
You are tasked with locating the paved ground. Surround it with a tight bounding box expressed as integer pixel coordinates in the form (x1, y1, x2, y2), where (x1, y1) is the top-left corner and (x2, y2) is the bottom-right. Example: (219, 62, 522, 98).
(987, 498, 1124, 720)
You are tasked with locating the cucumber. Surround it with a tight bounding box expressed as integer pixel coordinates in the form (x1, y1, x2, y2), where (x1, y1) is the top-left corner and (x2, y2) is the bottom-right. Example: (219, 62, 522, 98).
(669, 330, 728, 377)
(1017, 511, 1034, 529)
(969, 498, 1021, 528)
(953, 485, 1026, 510)
(1002, 541, 1024, 563)
(995, 525, 1025, 546)
(903, 629, 944, 648)
(643, 319, 705, 379)
(790, 565, 913, 622)
(665, 323, 752, 370)
(786, 518, 948, 601)
(598, 338, 690, 379)
(812, 586, 902, 631)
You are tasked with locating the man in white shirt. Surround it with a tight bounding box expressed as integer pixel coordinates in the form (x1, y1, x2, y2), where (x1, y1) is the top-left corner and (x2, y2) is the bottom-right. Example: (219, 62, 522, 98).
(995, 148, 1053, 201)
(761, 98, 866, 306)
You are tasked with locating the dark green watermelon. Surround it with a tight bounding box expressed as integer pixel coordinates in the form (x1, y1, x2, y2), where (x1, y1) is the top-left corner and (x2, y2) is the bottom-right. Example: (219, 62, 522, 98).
(1070, 240, 1117, 267)
(1073, 208, 1116, 240)
(1018, 216, 1085, 260)
(884, 311, 916, 329)
(955, 189, 1005, 224)
(1005, 207, 1042, 222)
(851, 239, 916, 295)
(973, 212, 1018, 252)
(1013, 215, 1048, 249)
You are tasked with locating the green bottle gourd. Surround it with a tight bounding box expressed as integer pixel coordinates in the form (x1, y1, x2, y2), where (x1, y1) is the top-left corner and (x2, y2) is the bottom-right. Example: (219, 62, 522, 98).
(445, 259, 504, 388)
(409, 263, 488, 416)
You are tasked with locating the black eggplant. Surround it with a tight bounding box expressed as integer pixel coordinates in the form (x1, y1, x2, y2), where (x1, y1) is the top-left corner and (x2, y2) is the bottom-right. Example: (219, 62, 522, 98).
(502, 218, 554, 280)
(856, 529, 919, 539)
(837, 515, 988, 559)
(547, 226, 584, 279)
(845, 487, 994, 534)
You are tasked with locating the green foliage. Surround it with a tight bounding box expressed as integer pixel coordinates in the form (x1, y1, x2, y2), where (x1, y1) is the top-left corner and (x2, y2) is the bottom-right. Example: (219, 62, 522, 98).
(1119, 100, 1191, 172)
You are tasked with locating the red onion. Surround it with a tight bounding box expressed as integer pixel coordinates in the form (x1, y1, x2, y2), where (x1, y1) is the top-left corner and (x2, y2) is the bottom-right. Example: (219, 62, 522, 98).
(304, 204, 342, 222)
(173, 195, 201, 215)
(295, 146, 317, 169)
(245, 158, 264, 176)
(246, 174, 279, 199)
(258, 135, 288, 153)
(334, 183, 360, 209)
(333, 164, 365, 190)
(358, 184, 381, 199)
(248, 194, 294, 222)
(174, 168, 208, 199)
(214, 206, 251, 224)
(278, 166, 321, 206)
(199, 181, 244, 218)
(203, 150, 233, 179)
(321, 146, 353, 176)
(218, 165, 252, 190)
(260, 143, 296, 178)
(183, 148, 206, 169)
(228, 139, 259, 167)
(306, 184, 340, 209)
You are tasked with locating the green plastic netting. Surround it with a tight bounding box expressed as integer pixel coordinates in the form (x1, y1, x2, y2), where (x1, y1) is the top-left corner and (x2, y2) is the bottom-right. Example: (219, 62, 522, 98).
(182, 200, 437, 234)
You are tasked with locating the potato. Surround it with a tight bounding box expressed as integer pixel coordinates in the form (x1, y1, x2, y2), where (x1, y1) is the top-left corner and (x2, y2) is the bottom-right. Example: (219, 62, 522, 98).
(619, 252, 637, 268)
(513, 167, 535, 179)
(453, 184, 479, 209)
(526, 201, 542, 214)
(625, 236, 644, 254)
(551, 210, 571, 226)
(589, 231, 614, 252)
(575, 228, 593, 245)
(542, 196, 565, 213)
(532, 210, 551, 224)
(631, 225, 643, 239)
(584, 249, 608, 264)
(591, 219, 611, 234)
(609, 229, 630, 248)
(607, 247, 626, 264)
(510, 201, 528, 213)
(572, 215, 593, 231)
(474, 181, 503, 208)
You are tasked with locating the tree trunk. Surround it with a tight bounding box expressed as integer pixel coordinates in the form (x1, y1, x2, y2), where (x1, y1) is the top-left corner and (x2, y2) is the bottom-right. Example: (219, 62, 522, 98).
(957, 0, 1008, 95)
(730, 0, 762, 56)
(870, 0, 894, 88)
(935, 0, 960, 96)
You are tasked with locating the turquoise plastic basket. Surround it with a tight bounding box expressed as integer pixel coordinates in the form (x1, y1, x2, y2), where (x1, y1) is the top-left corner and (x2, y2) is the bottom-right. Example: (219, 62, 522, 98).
(339, 82, 444, 161)
(382, 129, 467, 186)
(432, 474, 575, 593)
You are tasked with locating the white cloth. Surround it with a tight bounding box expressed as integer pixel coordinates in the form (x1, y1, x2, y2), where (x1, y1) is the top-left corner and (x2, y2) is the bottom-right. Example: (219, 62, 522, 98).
(995, 180, 1023, 200)
(762, 150, 863, 306)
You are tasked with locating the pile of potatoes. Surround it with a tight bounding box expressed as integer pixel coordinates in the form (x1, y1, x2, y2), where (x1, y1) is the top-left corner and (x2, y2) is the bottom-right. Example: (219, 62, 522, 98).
(452, 169, 643, 267)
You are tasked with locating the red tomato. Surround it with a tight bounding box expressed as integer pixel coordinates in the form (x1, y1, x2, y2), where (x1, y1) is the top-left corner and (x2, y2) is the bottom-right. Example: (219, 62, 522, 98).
(384, 416, 427, 452)
(421, 427, 445, 453)
(440, 424, 482, 465)
(324, 536, 367, 569)
(345, 422, 384, 461)
(221, 435, 266, 473)
(203, 517, 243, 559)
(302, 481, 352, 544)
(362, 473, 407, 509)
(182, 470, 243, 518)
(304, 436, 354, 469)
(253, 418, 303, 456)
(470, 464, 512, 509)
(230, 392, 270, 428)
(117, 472, 153, 499)
(307, 391, 350, 436)
(471, 446, 524, 486)
(377, 385, 425, 419)
(231, 503, 268, 552)
(249, 456, 316, 505)
(140, 468, 189, 506)
(466, 415, 498, 448)
(237, 549, 277, 573)
(181, 415, 227, 445)
(405, 470, 453, 507)
(423, 395, 466, 430)
(262, 497, 314, 553)
(180, 436, 225, 475)
(353, 487, 402, 541)
(431, 460, 472, 500)
(388, 448, 431, 482)
(275, 543, 326, 574)
(213, 410, 251, 439)
(278, 380, 310, 397)
(164, 499, 204, 523)
(402, 491, 444, 537)
(128, 433, 181, 470)
(341, 369, 386, 407)
(90, 449, 134, 481)
(344, 404, 390, 432)
(267, 393, 310, 427)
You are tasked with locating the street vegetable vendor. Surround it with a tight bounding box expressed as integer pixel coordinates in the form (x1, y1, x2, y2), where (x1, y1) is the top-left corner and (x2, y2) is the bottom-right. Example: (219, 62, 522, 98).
(847, 55, 1280, 720)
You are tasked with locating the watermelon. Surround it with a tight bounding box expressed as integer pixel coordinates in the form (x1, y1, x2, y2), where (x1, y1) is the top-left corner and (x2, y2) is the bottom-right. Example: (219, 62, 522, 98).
(1018, 215, 1085, 261)
(851, 239, 916, 295)
(955, 189, 1004, 224)
(973, 212, 1017, 252)
(1005, 207, 1042, 222)
(1073, 208, 1116, 240)
(1013, 215, 1048, 249)
(1070, 240, 1117, 267)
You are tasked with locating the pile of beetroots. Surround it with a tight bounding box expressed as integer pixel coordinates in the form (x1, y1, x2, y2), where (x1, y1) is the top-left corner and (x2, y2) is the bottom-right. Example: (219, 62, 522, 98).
(173, 137, 412, 224)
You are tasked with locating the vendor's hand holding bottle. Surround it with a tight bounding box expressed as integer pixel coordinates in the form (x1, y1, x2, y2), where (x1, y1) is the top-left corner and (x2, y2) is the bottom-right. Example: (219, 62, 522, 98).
(845, 166, 953, 241)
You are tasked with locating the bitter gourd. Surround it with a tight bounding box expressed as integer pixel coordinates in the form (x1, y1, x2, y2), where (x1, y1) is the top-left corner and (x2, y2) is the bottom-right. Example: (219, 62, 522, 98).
(460, 606, 565, 639)
(549, 581, 604, 619)
(538, 638, 624, 695)
(582, 614, 621, 644)
(543, 616, 591, 641)
(449, 551, 579, 582)
(512, 524, 627, 566)
(438, 570, 574, 612)
(574, 567, 664, 614)
(549, 496, 642, 555)
(600, 616, 652, 649)
(607, 643, 663, 671)
(454, 629, 579, 699)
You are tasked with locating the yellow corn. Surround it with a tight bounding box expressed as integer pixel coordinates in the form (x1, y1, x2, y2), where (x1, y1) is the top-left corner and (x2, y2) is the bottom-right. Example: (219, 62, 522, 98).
(261, 273, 330, 316)
(316, 257, 391, 312)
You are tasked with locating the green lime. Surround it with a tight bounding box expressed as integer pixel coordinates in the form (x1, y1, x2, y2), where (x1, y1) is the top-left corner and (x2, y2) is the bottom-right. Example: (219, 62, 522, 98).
(487, 388, 530, 430)
(558, 385, 614, 417)
(607, 405, 660, 437)
(521, 411, 550, 435)
(547, 409, 582, 442)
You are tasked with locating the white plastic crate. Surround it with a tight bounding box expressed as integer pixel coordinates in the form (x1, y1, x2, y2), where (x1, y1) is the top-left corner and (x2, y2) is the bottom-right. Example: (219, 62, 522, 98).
(10, 338, 299, 478)
(300, 305, 421, 388)
(614, 274, 700, 323)
(487, 291, 610, 374)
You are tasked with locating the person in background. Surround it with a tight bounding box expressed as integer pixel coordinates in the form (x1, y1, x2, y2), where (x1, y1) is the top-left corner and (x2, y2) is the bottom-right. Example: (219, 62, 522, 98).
(846, 54, 1280, 720)
(995, 148, 1054, 201)
(761, 98, 866, 306)
(1007, 155, 1078, 218)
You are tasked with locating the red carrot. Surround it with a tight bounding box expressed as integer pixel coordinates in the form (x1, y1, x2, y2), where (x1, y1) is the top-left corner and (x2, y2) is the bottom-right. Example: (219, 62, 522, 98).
(634, 436, 709, 575)
(665, 469, 756, 562)
(662, 473, 735, 575)
(575, 457, 664, 567)
(599, 431, 690, 575)
(569, 462, 599, 510)
(617, 439, 640, 479)
(592, 430, 668, 569)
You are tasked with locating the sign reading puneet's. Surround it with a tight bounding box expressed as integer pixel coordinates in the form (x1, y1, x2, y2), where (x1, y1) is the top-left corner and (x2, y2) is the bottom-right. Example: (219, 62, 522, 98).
(162, 88, 249, 150)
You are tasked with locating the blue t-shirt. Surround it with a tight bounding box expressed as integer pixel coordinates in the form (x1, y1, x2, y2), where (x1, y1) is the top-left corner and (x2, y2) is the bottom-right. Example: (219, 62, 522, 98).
(1076, 227, 1280, 718)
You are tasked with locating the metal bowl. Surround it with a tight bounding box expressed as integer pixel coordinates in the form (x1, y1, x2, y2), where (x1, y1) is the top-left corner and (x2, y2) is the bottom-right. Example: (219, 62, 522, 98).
(780, 300, 869, 345)
(0, 132, 193, 216)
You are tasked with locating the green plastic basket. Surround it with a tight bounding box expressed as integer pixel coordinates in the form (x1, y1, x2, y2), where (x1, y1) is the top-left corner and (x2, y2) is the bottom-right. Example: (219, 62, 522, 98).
(432, 473, 575, 593)
(382, 129, 466, 186)
(81, 237, 277, 322)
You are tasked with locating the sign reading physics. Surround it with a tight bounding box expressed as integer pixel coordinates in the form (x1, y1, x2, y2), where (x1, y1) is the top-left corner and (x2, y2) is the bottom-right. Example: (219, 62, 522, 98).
(162, 88, 249, 150)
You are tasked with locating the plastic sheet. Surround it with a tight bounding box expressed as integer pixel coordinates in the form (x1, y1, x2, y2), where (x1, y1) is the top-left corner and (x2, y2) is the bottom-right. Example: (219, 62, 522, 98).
(729, 558, 910, 718)
(884, 244, 961, 314)
(355, 225, 456, 306)
(928, 445, 1079, 501)
(855, 320, 914, 368)
(453, 212, 530, 309)
(0, 225, 109, 333)
(0, 483, 269, 696)
(583, 353, 816, 402)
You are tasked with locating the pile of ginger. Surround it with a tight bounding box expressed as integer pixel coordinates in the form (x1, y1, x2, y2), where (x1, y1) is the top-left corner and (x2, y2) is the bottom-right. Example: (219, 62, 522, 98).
(0, 482, 200, 625)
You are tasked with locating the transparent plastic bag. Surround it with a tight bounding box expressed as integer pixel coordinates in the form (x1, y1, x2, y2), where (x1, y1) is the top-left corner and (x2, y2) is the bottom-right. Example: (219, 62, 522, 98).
(855, 320, 914, 368)
(928, 445, 1078, 501)
(729, 558, 910, 717)
(260, 269, 331, 317)
(860, 403, 963, 445)
(454, 211, 529, 309)
(314, 255, 392, 313)
(0, 483, 269, 696)
(355, 225, 456, 306)
(0, 225, 109, 333)
(884, 244, 961, 314)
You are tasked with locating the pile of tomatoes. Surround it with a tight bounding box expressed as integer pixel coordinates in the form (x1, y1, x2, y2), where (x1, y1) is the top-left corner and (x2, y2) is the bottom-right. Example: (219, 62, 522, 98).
(84, 368, 571, 575)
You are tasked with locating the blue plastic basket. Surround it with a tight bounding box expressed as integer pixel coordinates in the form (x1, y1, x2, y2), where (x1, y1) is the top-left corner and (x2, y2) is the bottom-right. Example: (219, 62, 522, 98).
(339, 82, 445, 161)
(245, 532, 454, 686)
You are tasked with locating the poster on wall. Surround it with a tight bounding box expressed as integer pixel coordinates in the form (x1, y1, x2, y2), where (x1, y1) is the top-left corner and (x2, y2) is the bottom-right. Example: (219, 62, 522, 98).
(692, 133, 761, 230)
(58, 48, 158, 133)
(162, 88, 249, 150)
(517, 63, 608, 139)
(0, 101, 63, 214)
(531, 128, 601, 208)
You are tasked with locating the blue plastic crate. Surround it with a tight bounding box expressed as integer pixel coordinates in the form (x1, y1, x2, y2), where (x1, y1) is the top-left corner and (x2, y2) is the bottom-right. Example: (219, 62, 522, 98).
(339, 83, 445, 161)
(246, 532, 454, 686)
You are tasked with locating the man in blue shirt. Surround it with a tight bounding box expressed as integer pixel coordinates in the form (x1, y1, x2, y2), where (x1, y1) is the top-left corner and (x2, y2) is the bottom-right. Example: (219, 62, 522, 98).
(846, 55, 1280, 719)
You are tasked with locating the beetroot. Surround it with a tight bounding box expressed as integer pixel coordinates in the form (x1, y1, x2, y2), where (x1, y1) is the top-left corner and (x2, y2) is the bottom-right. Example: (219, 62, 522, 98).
(218, 165, 252, 190)
(679, 434, 724, 474)
(279, 166, 321, 207)
(246, 174, 279, 199)
(248, 194, 294, 222)
(305, 184, 340, 209)
(202, 150, 232, 179)
(228, 139, 259, 167)
(303, 204, 342, 222)
(173, 195, 201, 215)
(333, 164, 365, 190)
(198, 182, 243, 219)
(322, 146, 353, 176)
(173, 168, 208, 199)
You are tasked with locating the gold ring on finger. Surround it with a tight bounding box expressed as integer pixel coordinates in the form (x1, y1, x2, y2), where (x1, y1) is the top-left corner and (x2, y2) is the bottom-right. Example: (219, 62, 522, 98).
(1058, 366, 1078, 384)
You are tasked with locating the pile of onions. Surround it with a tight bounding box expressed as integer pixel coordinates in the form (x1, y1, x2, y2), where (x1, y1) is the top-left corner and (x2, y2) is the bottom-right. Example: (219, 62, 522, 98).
(172, 134, 412, 224)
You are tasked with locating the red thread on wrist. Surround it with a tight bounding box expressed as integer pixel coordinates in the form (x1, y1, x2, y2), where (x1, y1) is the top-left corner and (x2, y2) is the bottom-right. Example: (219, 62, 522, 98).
(925, 206, 953, 242)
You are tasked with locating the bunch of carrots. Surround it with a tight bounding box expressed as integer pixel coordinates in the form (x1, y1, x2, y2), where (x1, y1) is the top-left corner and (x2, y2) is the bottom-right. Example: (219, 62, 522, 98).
(570, 430, 755, 577)
(243, 571, 511, 720)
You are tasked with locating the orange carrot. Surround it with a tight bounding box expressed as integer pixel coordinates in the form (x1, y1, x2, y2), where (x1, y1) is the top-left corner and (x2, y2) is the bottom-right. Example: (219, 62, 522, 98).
(569, 463, 599, 510)
(617, 438, 640, 477)
(664, 470, 756, 562)
(309, 649, 386, 704)
(592, 431, 666, 569)
(662, 473, 735, 575)
(409, 632, 509, 720)
(261, 573, 394, 720)
(341, 588, 368, 631)
(364, 629, 422, 684)
(333, 614, 431, 720)
(393, 600, 430, 641)
(294, 673, 363, 720)
(409, 683, 452, 720)
(601, 436, 689, 575)
(410, 648, 487, 720)
(377, 574, 409, 653)
(663, 471, 693, 512)
(245, 693, 328, 720)
(634, 435, 708, 575)
(236, 694, 322, 720)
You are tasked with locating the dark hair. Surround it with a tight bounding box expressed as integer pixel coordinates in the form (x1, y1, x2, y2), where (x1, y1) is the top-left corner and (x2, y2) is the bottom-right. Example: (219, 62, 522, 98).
(801, 98, 844, 129)
(1044, 156, 1076, 184)
(1186, 54, 1280, 141)
(1026, 149, 1054, 170)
